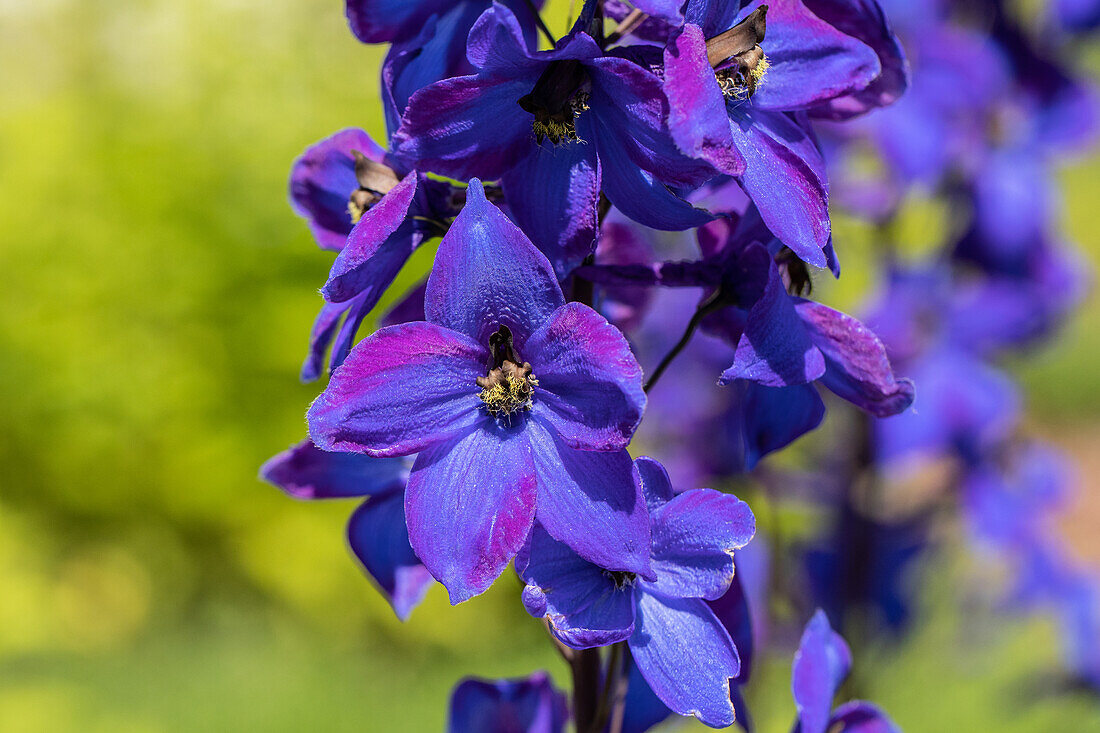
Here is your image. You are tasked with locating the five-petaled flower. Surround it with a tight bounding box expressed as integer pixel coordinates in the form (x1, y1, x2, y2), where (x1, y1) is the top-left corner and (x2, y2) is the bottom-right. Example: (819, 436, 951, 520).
(308, 179, 651, 603)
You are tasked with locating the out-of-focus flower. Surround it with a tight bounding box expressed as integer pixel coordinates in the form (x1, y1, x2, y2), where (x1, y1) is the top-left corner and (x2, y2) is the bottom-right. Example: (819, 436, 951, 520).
(448, 671, 568, 733)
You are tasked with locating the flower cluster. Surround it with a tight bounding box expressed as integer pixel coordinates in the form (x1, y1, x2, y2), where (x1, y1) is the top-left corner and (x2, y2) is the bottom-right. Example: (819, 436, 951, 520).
(261, 0, 1097, 729)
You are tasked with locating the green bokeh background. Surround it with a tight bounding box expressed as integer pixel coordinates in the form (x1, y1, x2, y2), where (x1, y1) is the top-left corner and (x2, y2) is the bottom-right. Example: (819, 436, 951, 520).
(1, 1, 1099, 730)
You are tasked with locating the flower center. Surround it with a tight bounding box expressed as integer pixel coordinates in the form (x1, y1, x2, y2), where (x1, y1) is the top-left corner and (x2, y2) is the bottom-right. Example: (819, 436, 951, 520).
(517, 60, 592, 145)
(603, 570, 638, 590)
(476, 325, 539, 419)
(347, 150, 401, 224)
(706, 6, 769, 99)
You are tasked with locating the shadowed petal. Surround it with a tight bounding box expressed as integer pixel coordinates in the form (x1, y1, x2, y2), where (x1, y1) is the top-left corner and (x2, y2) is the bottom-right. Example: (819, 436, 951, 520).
(525, 302, 646, 451)
(728, 107, 829, 266)
(347, 492, 433, 620)
(635, 456, 675, 513)
(738, 382, 826, 469)
(448, 670, 568, 733)
(792, 610, 852, 733)
(501, 141, 601, 279)
(528, 418, 652, 578)
(261, 439, 407, 499)
(345, 0, 445, 43)
(829, 701, 901, 733)
(301, 297, 356, 382)
(406, 423, 537, 603)
(630, 593, 741, 728)
(426, 180, 565, 346)
(519, 523, 636, 649)
(308, 322, 487, 457)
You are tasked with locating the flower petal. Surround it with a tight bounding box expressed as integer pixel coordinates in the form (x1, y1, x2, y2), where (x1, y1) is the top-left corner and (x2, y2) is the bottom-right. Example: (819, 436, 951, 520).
(635, 456, 675, 513)
(794, 300, 914, 417)
(301, 296, 356, 382)
(289, 128, 384, 252)
(448, 671, 568, 733)
(406, 423, 537, 603)
(829, 701, 901, 733)
(525, 302, 646, 451)
(345, 0, 443, 43)
(308, 322, 487, 457)
(425, 179, 566, 346)
(641, 489, 756, 601)
(663, 24, 745, 176)
(347, 492, 433, 620)
(501, 140, 601, 279)
(727, 107, 829, 266)
(392, 74, 534, 181)
(260, 439, 407, 500)
(792, 610, 852, 733)
(737, 382, 826, 469)
(518, 523, 636, 649)
(528, 417, 653, 578)
(322, 172, 422, 304)
(630, 593, 741, 728)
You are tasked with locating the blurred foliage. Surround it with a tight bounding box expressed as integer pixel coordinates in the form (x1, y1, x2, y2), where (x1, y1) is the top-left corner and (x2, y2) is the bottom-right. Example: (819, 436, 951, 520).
(0, 0, 1098, 731)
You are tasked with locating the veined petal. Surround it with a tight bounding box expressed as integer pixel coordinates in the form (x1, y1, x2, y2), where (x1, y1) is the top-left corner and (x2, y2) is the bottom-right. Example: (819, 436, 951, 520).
(707, 572, 755, 683)
(301, 296, 355, 383)
(525, 302, 646, 451)
(518, 523, 636, 649)
(308, 322, 487, 457)
(406, 423, 537, 603)
(347, 492, 433, 621)
(635, 456, 675, 513)
(392, 74, 534, 181)
(467, 2, 601, 75)
(742, 0, 881, 113)
(323, 173, 421, 304)
(727, 106, 829, 266)
(501, 141, 601, 279)
(260, 439, 407, 500)
(528, 417, 653, 578)
(792, 610, 852, 733)
(737, 382, 826, 469)
(642, 489, 756, 601)
(663, 24, 745, 176)
(619, 655, 674, 733)
(720, 244, 825, 387)
(630, 593, 741, 728)
(794, 300, 914, 417)
(426, 179, 565, 346)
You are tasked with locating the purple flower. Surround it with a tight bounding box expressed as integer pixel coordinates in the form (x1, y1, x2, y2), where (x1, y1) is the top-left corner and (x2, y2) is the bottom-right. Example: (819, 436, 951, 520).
(660, 0, 907, 264)
(791, 610, 900, 733)
(287, 128, 461, 381)
(393, 4, 715, 276)
(260, 440, 433, 620)
(308, 180, 650, 603)
(448, 671, 567, 733)
(519, 457, 756, 728)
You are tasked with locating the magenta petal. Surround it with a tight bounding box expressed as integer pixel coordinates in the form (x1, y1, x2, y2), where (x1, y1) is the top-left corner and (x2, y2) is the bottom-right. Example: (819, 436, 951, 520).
(308, 322, 487, 457)
(642, 489, 756, 601)
(525, 302, 646, 451)
(406, 423, 537, 603)
(347, 492, 433, 621)
(425, 179, 565, 346)
(322, 172, 421, 304)
(261, 439, 407, 500)
(663, 24, 745, 176)
(629, 593, 741, 728)
(528, 417, 653, 578)
(301, 297, 355, 382)
(794, 300, 914, 417)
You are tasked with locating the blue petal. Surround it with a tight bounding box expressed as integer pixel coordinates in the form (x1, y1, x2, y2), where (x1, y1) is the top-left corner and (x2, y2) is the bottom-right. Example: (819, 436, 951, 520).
(792, 610, 852, 733)
(737, 382, 826, 469)
(635, 456, 675, 513)
(347, 492, 433, 620)
(629, 593, 741, 728)
(527, 417, 653, 579)
(447, 670, 568, 733)
(829, 701, 902, 733)
(406, 422, 537, 603)
(425, 179, 565, 346)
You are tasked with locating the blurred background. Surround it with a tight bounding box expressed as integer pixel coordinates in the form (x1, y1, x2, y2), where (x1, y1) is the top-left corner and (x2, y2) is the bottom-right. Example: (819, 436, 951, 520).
(2, 0, 1099, 730)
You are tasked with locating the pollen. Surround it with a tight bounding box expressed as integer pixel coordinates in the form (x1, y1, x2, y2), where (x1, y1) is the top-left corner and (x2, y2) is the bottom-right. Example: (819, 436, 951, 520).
(530, 93, 590, 146)
(717, 52, 769, 100)
(477, 360, 538, 419)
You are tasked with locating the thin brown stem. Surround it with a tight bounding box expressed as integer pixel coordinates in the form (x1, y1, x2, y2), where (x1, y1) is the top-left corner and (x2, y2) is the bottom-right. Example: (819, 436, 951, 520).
(571, 648, 602, 732)
(605, 8, 648, 46)
(644, 289, 728, 393)
(525, 0, 557, 46)
(589, 642, 626, 733)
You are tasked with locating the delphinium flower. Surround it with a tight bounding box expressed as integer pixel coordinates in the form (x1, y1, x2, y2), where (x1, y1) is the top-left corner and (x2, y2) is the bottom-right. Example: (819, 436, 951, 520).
(519, 457, 756, 727)
(789, 610, 900, 732)
(392, 3, 716, 276)
(447, 671, 568, 733)
(287, 128, 462, 380)
(260, 440, 433, 619)
(654, 0, 908, 264)
(309, 179, 650, 603)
